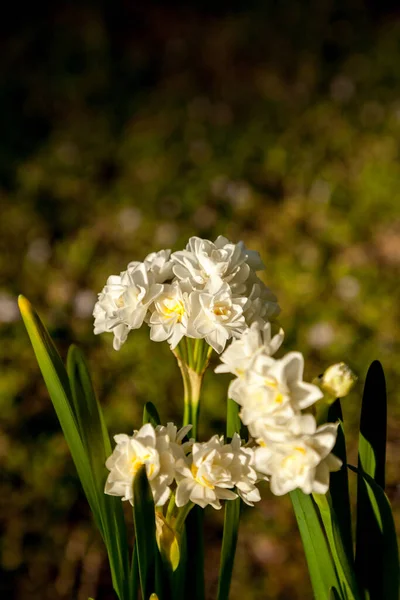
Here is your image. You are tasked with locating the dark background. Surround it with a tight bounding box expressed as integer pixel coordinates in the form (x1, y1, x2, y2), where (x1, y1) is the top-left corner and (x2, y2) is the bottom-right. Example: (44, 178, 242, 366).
(1, 1, 400, 598)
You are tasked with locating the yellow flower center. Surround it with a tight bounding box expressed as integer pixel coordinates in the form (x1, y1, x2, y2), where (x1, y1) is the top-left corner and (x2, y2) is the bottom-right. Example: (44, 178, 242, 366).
(116, 294, 125, 308)
(282, 446, 307, 469)
(130, 457, 143, 475)
(191, 463, 215, 489)
(263, 377, 284, 404)
(162, 298, 186, 320)
(131, 453, 155, 477)
(213, 304, 230, 317)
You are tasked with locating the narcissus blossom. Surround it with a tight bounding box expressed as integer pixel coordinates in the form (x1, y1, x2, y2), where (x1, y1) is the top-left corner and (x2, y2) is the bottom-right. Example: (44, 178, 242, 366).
(228, 433, 266, 506)
(171, 235, 263, 292)
(143, 249, 174, 284)
(149, 281, 191, 348)
(188, 280, 247, 353)
(93, 235, 280, 352)
(155, 423, 193, 459)
(93, 263, 162, 350)
(104, 423, 178, 506)
(230, 351, 323, 440)
(174, 433, 265, 509)
(215, 321, 284, 378)
(253, 415, 342, 495)
(243, 273, 281, 326)
(175, 435, 238, 509)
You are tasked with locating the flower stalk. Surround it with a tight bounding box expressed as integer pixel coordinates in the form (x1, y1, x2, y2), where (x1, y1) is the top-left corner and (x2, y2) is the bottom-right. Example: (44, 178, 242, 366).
(173, 338, 212, 439)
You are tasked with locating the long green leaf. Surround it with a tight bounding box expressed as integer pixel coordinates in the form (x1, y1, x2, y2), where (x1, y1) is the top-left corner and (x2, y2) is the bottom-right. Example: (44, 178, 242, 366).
(142, 401, 172, 600)
(67, 345, 130, 599)
(355, 361, 388, 598)
(133, 465, 157, 600)
(171, 526, 187, 600)
(351, 463, 399, 599)
(19, 297, 129, 600)
(290, 490, 342, 600)
(130, 544, 139, 600)
(143, 401, 161, 428)
(67, 345, 111, 468)
(358, 360, 387, 486)
(18, 296, 99, 522)
(184, 507, 205, 600)
(217, 398, 242, 600)
(313, 493, 360, 600)
(328, 401, 353, 561)
(217, 499, 241, 600)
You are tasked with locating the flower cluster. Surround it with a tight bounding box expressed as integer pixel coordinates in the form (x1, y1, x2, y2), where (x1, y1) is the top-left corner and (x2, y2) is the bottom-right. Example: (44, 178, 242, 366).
(93, 236, 280, 353)
(105, 423, 265, 510)
(216, 322, 342, 496)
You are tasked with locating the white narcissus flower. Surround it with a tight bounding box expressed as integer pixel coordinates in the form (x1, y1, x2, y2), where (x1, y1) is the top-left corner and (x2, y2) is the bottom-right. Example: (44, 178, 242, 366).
(171, 235, 264, 293)
(149, 281, 191, 348)
(155, 423, 193, 459)
(93, 272, 131, 349)
(215, 322, 284, 377)
(104, 423, 176, 506)
(117, 263, 163, 331)
(253, 415, 342, 496)
(227, 433, 266, 506)
(93, 263, 163, 350)
(175, 435, 238, 510)
(232, 351, 323, 439)
(188, 280, 247, 353)
(243, 273, 281, 326)
(128, 250, 173, 284)
(144, 249, 174, 283)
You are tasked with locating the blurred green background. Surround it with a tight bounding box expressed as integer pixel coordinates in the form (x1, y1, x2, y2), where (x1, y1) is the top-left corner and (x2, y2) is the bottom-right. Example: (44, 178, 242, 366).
(1, 1, 400, 598)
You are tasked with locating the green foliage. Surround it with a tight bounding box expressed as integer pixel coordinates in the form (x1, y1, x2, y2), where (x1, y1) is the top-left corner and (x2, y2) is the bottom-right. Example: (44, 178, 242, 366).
(292, 361, 398, 600)
(18, 296, 130, 599)
(290, 490, 342, 599)
(218, 399, 242, 600)
(328, 402, 353, 561)
(143, 401, 162, 428)
(355, 361, 398, 599)
(132, 466, 157, 600)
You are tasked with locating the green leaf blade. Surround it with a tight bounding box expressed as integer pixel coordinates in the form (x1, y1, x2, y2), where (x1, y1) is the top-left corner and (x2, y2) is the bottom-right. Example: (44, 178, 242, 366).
(313, 493, 360, 600)
(290, 490, 342, 600)
(217, 397, 242, 600)
(352, 464, 399, 599)
(19, 297, 129, 600)
(358, 360, 387, 486)
(133, 465, 157, 600)
(217, 498, 241, 600)
(328, 400, 353, 562)
(356, 361, 390, 598)
(143, 401, 161, 428)
(67, 345, 130, 599)
(184, 508, 205, 600)
(18, 296, 98, 519)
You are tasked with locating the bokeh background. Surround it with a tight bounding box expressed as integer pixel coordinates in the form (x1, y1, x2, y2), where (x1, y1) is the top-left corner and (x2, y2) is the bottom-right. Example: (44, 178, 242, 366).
(1, 1, 400, 598)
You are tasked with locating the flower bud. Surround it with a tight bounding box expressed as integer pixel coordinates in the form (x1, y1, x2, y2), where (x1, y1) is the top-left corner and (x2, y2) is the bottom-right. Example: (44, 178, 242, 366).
(155, 513, 180, 571)
(319, 362, 357, 399)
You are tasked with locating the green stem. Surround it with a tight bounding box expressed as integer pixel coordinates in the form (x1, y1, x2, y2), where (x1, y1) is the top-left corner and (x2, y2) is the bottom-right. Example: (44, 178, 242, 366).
(173, 339, 212, 439)
(174, 502, 195, 534)
(166, 492, 177, 523)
